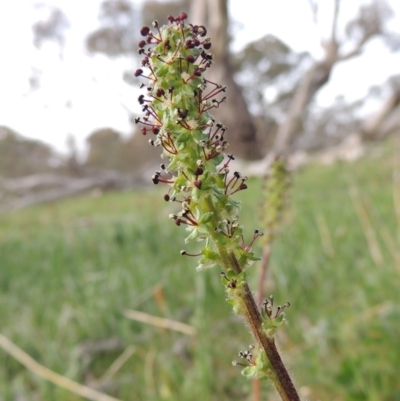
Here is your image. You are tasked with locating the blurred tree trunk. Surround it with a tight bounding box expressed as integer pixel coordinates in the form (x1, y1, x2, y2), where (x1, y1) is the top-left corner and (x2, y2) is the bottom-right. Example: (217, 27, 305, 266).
(272, 0, 397, 157)
(273, 50, 337, 156)
(190, 0, 261, 159)
(361, 85, 400, 140)
(273, 0, 341, 157)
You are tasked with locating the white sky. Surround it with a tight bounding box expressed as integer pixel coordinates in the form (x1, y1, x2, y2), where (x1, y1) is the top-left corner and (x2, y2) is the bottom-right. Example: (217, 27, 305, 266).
(0, 0, 399, 154)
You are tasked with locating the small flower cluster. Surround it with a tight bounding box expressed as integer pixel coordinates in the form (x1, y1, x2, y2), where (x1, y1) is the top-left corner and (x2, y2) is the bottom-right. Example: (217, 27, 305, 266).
(135, 14, 261, 271)
(261, 295, 290, 336)
(232, 345, 271, 379)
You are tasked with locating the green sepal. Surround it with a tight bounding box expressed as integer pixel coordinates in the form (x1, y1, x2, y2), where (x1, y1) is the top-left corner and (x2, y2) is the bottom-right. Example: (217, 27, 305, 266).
(262, 313, 287, 336)
(198, 212, 214, 225)
(225, 268, 237, 280)
(212, 188, 241, 213)
(184, 223, 210, 243)
(184, 228, 199, 243)
(153, 63, 171, 78)
(195, 246, 222, 271)
(209, 153, 224, 166)
(180, 84, 196, 98)
(241, 350, 270, 379)
(235, 247, 261, 269)
(223, 269, 247, 284)
(241, 366, 257, 378)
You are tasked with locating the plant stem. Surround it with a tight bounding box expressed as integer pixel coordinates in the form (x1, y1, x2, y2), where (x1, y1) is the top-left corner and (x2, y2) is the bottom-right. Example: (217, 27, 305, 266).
(205, 195, 299, 400)
(227, 252, 300, 401)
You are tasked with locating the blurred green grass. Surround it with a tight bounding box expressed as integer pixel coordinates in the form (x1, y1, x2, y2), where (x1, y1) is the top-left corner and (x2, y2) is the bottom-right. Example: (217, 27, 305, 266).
(1, 141, 399, 401)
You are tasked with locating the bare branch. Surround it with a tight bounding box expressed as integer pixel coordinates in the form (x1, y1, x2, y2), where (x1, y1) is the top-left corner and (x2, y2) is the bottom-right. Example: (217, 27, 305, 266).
(123, 310, 196, 336)
(361, 87, 400, 139)
(0, 334, 122, 401)
(338, 33, 372, 61)
(0, 171, 145, 212)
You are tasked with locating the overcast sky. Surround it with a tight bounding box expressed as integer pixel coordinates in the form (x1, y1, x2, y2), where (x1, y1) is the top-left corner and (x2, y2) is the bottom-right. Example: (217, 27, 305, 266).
(0, 0, 399, 154)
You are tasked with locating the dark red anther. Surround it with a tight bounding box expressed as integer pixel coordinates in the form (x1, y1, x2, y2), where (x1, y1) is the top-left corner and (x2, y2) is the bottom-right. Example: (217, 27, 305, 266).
(185, 55, 195, 63)
(140, 27, 150, 36)
(179, 12, 188, 21)
(167, 15, 175, 23)
(152, 127, 160, 135)
(156, 88, 165, 97)
(141, 127, 147, 135)
(164, 194, 170, 201)
(203, 42, 211, 50)
(194, 180, 202, 189)
(194, 167, 204, 176)
(134, 69, 143, 77)
(138, 40, 146, 48)
(194, 68, 202, 77)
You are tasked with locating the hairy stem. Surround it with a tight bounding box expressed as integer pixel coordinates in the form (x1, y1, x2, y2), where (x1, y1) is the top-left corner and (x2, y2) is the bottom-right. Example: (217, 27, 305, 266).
(228, 252, 300, 401)
(205, 195, 299, 400)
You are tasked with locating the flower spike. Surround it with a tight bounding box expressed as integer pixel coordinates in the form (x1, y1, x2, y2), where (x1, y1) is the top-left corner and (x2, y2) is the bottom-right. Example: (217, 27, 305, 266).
(134, 14, 300, 401)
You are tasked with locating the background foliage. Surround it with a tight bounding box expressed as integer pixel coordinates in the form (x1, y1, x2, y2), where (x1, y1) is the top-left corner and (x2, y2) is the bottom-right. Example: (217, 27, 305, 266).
(1, 139, 399, 400)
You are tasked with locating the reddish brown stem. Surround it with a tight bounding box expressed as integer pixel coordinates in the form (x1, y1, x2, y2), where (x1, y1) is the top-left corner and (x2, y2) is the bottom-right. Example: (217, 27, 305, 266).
(228, 252, 300, 401)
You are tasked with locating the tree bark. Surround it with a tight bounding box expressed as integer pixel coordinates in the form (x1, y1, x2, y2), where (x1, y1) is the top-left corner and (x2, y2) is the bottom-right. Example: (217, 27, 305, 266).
(272, 0, 341, 157)
(361, 87, 400, 140)
(0, 171, 144, 212)
(273, 60, 334, 156)
(271, 0, 391, 157)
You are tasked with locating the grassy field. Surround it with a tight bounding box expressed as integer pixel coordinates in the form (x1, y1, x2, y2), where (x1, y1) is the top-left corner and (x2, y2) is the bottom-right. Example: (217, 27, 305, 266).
(1, 141, 399, 401)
